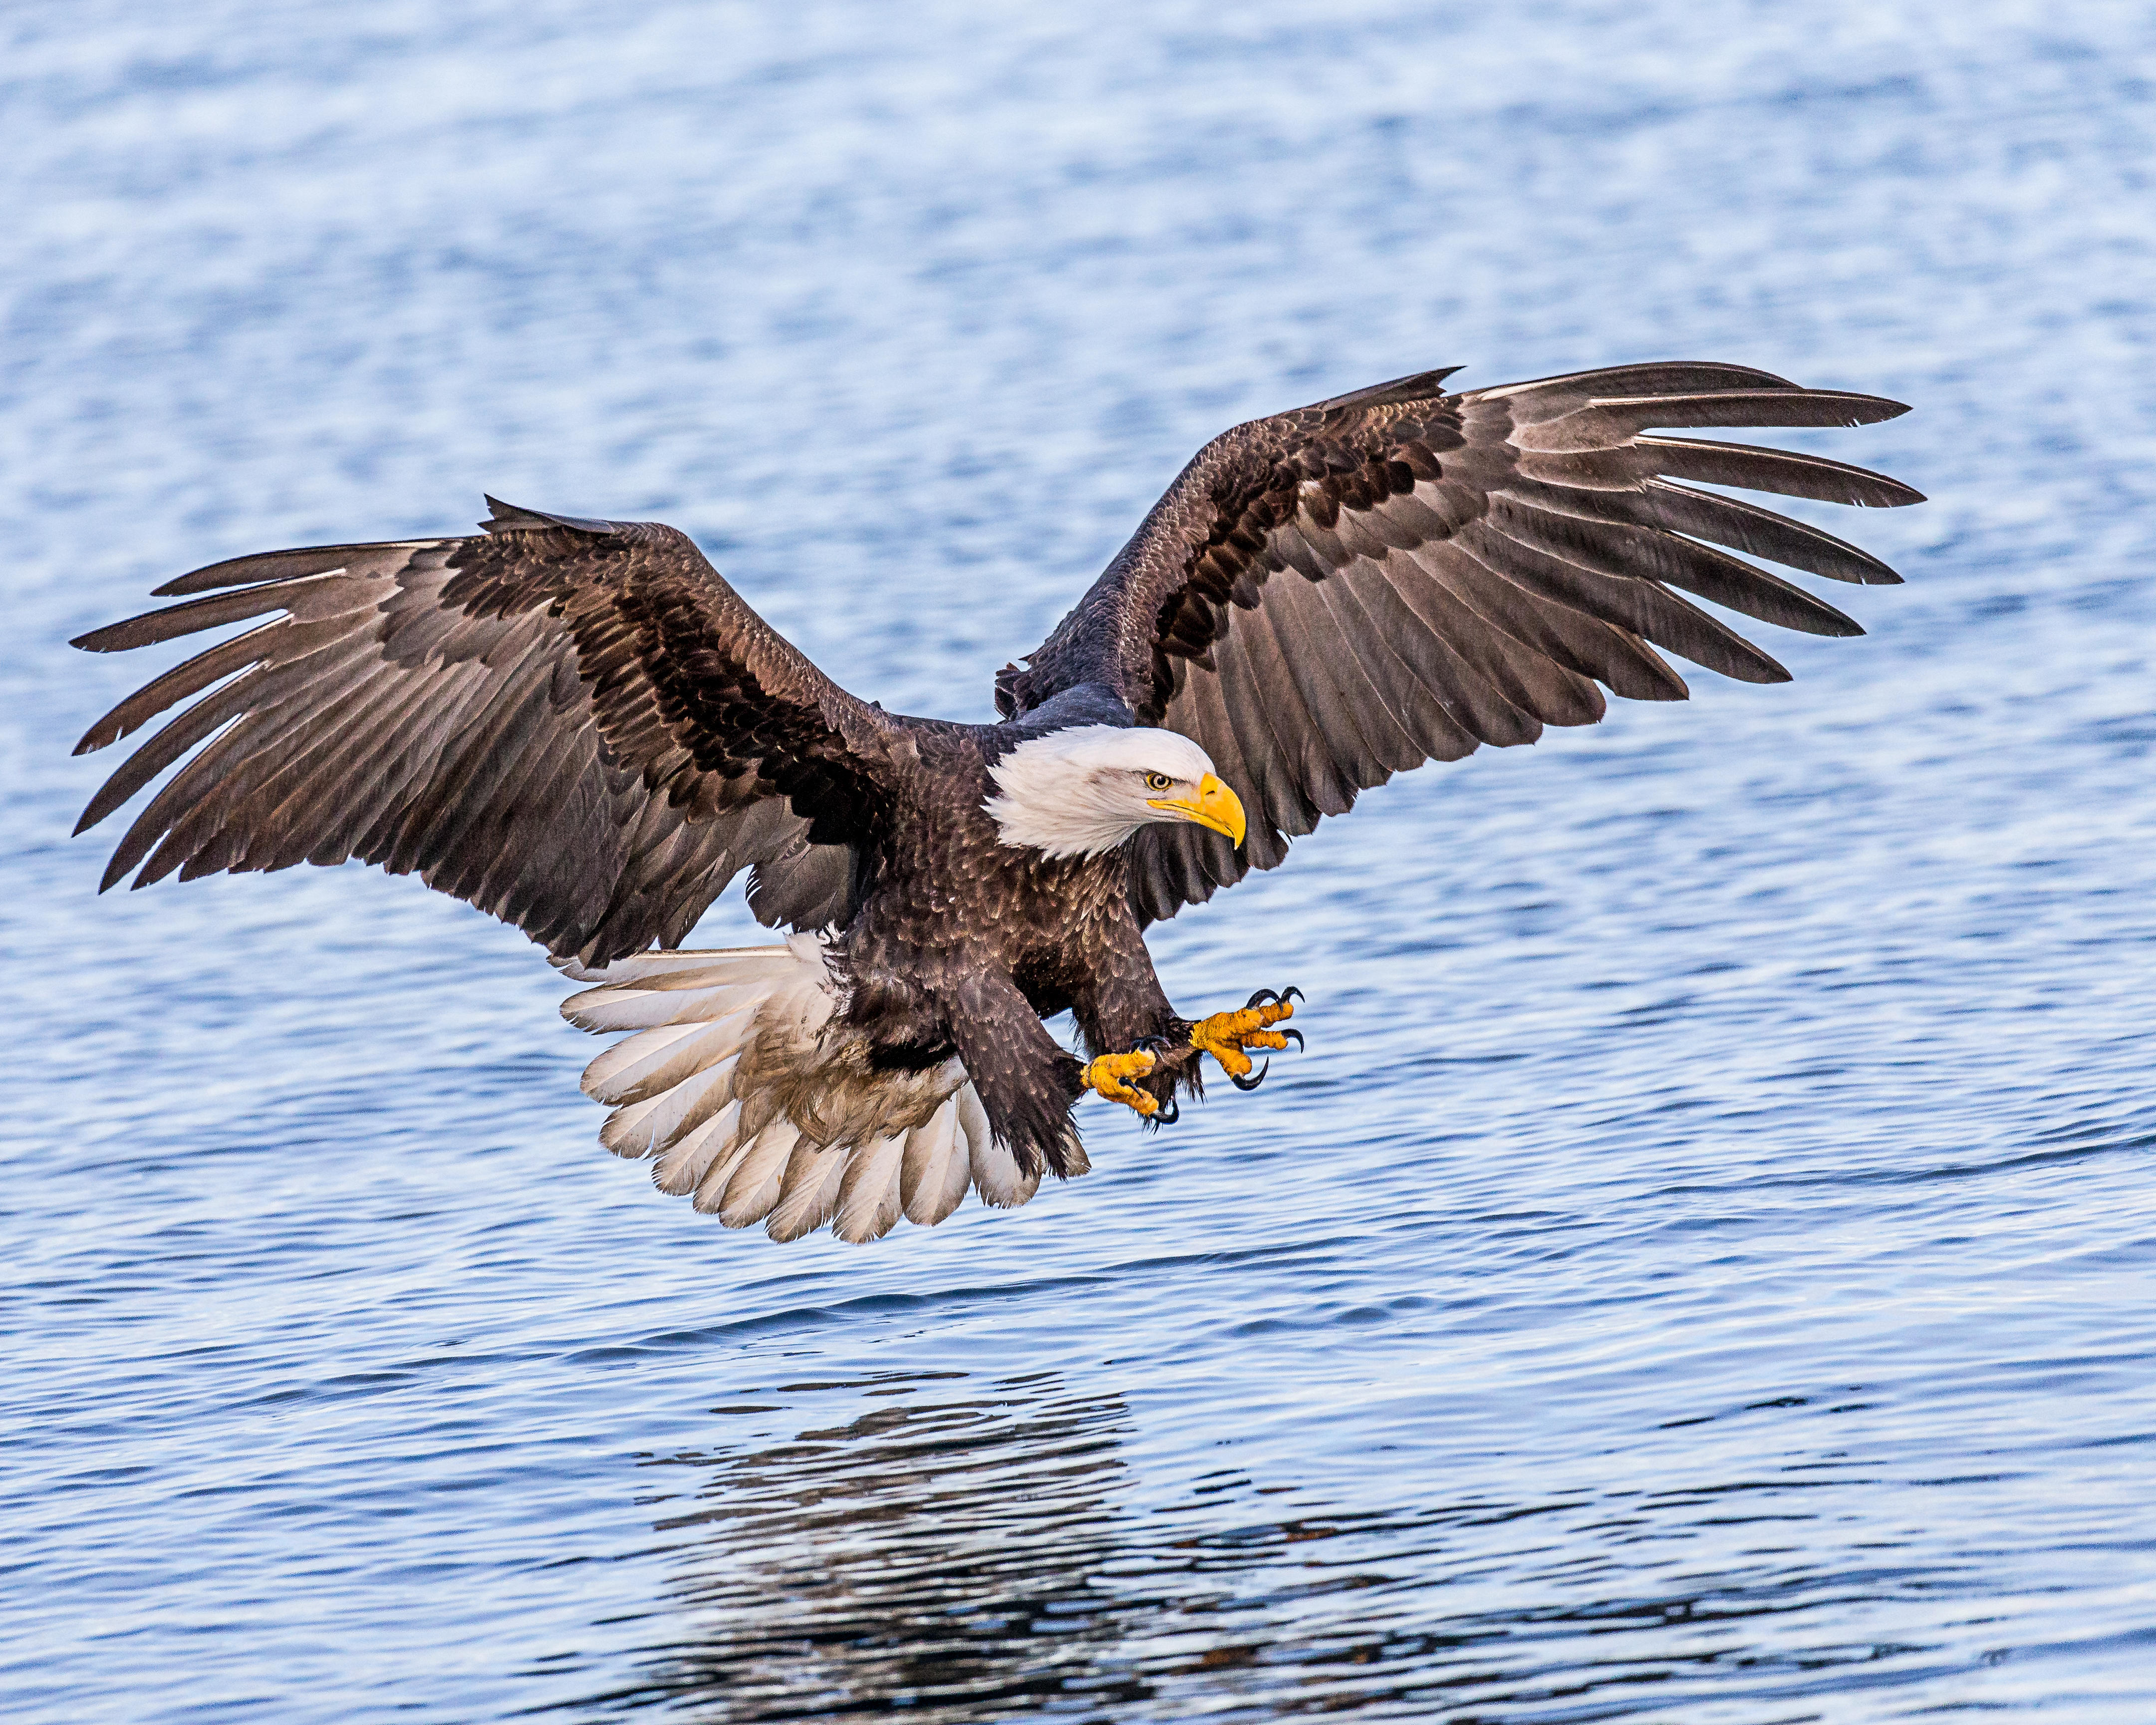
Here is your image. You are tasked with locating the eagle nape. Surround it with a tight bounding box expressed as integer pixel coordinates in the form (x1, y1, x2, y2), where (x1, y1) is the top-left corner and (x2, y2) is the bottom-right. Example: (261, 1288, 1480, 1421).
(69, 358, 1920, 1245)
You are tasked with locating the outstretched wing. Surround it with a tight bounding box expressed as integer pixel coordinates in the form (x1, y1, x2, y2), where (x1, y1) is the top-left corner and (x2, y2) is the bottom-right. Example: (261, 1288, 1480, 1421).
(997, 362, 1922, 924)
(72, 500, 898, 963)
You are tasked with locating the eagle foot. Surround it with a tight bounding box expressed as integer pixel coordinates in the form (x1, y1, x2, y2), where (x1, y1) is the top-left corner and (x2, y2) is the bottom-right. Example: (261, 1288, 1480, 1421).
(1190, 989, 1305, 1090)
(1082, 1048, 1164, 1119)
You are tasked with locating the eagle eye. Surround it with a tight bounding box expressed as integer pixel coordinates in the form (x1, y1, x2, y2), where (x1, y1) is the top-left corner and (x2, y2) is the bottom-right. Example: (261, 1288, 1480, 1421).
(1143, 771, 1174, 792)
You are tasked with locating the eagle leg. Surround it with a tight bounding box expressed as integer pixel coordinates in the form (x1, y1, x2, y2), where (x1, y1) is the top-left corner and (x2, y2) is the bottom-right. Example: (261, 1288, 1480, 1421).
(1082, 1048, 1166, 1118)
(1189, 994, 1303, 1087)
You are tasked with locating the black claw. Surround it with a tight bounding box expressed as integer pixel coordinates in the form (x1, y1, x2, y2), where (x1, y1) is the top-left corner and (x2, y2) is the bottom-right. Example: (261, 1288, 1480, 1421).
(1229, 1058, 1271, 1092)
(1153, 1094, 1180, 1126)
(1279, 1028, 1305, 1053)
(1244, 987, 1280, 1010)
(1280, 986, 1304, 1005)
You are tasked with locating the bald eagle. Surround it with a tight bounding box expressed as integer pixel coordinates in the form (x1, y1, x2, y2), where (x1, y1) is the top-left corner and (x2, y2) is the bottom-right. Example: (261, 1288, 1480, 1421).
(72, 361, 1917, 1243)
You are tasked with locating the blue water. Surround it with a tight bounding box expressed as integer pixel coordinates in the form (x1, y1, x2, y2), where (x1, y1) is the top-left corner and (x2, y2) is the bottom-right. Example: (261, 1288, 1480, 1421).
(5, 3, 2155, 1719)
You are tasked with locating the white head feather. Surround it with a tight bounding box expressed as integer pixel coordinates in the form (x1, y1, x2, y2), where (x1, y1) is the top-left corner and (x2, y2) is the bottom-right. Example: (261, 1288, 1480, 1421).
(983, 725, 1220, 859)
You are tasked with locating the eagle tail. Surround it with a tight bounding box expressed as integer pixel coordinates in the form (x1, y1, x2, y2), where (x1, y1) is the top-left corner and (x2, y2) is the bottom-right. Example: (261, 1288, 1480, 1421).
(557, 938, 1042, 1243)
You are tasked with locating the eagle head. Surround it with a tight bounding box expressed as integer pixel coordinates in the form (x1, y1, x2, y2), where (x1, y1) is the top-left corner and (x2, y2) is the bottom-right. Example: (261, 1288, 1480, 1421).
(983, 724, 1247, 860)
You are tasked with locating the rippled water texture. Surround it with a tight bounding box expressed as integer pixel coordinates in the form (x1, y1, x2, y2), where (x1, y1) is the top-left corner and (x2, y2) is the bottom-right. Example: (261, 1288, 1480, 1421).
(5, 3, 2155, 1719)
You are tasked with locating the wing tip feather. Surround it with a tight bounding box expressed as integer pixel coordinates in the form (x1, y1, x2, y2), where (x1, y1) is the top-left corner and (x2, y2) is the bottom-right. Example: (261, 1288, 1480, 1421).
(71, 619, 140, 654)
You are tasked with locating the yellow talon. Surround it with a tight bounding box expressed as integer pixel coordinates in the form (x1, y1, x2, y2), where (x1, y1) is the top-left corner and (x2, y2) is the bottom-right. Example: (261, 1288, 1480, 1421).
(1083, 1048, 1160, 1117)
(1189, 998, 1296, 1079)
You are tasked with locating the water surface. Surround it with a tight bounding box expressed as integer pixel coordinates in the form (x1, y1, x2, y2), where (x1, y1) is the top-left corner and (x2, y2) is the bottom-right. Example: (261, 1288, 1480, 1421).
(4, 2, 2155, 1719)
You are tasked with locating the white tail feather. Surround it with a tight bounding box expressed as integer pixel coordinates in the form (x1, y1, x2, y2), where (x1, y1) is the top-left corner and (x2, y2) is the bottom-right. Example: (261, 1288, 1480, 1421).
(581, 1016, 746, 1107)
(570, 985, 762, 1034)
(713, 1120, 799, 1224)
(833, 1135, 907, 1244)
(560, 940, 1074, 1244)
(653, 1099, 743, 1195)
(768, 1138, 848, 1242)
(688, 1134, 759, 1213)
(900, 1093, 971, 1227)
(962, 1085, 1043, 1209)
(600, 1057, 738, 1158)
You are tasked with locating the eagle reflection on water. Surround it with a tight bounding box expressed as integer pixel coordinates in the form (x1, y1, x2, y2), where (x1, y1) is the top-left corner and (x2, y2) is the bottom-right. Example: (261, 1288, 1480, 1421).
(561, 1371, 1963, 1722)
(589, 1377, 1168, 1718)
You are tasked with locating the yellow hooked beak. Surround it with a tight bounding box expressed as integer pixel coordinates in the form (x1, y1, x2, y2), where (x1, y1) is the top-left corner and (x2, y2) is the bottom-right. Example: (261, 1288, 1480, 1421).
(1148, 772, 1247, 848)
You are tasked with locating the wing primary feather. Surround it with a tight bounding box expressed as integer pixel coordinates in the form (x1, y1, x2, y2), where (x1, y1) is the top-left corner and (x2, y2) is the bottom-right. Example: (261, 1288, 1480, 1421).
(1413, 542, 1689, 702)
(1490, 498, 1863, 638)
(1462, 361, 1801, 404)
(1455, 520, 1790, 684)
(148, 643, 432, 880)
(75, 618, 295, 755)
(71, 574, 377, 653)
(128, 653, 394, 887)
(1516, 389, 1910, 452)
(291, 665, 482, 866)
(177, 652, 462, 875)
(1384, 555, 1605, 728)
(267, 665, 477, 865)
(1506, 475, 1903, 586)
(149, 541, 435, 598)
(79, 629, 377, 845)
(1638, 437, 1924, 508)
(1640, 480, 1901, 586)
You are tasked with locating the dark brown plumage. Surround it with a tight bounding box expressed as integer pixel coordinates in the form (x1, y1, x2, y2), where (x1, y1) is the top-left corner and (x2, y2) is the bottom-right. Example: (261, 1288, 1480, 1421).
(72, 362, 1919, 1239)
(999, 361, 1918, 923)
(72, 503, 889, 956)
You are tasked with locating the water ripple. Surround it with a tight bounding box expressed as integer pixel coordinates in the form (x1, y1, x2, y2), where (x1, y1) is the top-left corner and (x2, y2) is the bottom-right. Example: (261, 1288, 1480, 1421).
(6, 1, 2156, 1721)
